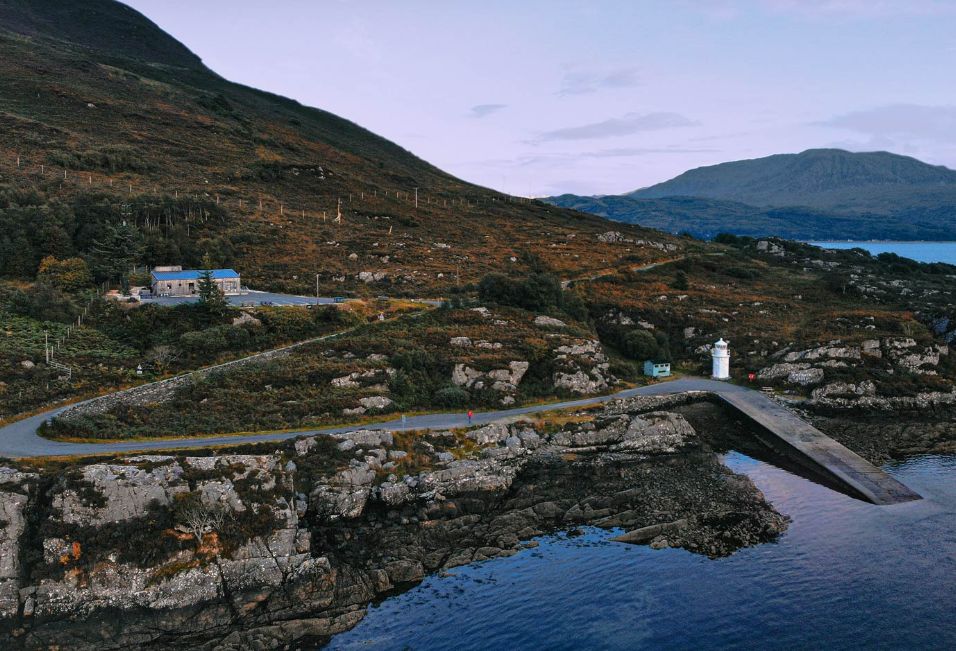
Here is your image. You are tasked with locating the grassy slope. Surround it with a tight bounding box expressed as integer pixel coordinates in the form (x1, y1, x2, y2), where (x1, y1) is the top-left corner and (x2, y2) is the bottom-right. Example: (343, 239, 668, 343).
(0, 0, 680, 296)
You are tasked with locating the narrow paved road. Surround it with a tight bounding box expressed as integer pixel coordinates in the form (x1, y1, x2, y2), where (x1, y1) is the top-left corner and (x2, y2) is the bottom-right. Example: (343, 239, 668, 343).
(0, 378, 920, 504)
(0, 379, 728, 458)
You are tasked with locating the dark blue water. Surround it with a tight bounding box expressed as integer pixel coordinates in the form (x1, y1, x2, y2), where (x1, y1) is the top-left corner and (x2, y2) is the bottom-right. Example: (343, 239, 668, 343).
(327, 453, 956, 650)
(810, 241, 956, 265)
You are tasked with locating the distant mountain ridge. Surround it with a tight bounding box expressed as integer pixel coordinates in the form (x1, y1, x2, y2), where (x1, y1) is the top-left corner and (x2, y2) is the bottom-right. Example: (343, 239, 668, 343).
(546, 149, 956, 240)
(629, 149, 956, 212)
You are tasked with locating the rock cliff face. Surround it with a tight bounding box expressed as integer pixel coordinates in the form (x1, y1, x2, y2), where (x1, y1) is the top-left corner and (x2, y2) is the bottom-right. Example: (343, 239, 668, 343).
(1, 395, 787, 649)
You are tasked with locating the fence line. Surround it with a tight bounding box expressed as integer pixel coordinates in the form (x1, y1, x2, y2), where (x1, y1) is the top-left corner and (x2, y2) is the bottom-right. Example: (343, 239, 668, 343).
(0, 152, 540, 230)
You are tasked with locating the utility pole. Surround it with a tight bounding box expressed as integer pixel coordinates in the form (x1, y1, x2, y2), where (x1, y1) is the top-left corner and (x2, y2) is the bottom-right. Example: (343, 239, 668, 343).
(45, 331, 49, 363)
(414, 187, 418, 208)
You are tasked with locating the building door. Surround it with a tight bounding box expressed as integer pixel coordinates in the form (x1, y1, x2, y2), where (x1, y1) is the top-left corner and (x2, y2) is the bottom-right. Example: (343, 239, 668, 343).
(188, 282, 195, 294)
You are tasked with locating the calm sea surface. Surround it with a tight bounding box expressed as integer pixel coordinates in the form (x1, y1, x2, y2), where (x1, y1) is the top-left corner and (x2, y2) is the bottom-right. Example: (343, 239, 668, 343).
(809, 241, 956, 265)
(326, 453, 956, 650)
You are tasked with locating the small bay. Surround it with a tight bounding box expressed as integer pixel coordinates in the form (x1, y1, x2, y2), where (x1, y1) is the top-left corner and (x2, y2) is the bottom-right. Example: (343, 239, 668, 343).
(325, 454, 956, 650)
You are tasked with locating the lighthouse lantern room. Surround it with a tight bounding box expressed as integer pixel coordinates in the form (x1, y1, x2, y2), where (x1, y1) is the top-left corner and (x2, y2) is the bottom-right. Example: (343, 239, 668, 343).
(712, 338, 730, 380)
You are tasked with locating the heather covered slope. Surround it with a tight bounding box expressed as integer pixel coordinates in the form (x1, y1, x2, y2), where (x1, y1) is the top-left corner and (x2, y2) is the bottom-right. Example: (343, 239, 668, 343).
(0, 0, 204, 69)
(0, 0, 680, 295)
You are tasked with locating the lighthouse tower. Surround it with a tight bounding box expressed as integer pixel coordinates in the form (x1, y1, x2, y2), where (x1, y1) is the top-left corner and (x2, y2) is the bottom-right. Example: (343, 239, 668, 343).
(712, 339, 730, 380)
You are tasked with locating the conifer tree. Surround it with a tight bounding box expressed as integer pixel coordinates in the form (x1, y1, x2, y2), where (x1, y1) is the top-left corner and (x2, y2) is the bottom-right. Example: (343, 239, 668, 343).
(197, 253, 228, 317)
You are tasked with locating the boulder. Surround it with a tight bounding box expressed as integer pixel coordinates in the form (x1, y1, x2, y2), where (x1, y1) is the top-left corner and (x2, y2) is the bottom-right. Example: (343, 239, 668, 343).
(757, 362, 810, 380)
(310, 465, 376, 521)
(358, 396, 393, 411)
(467, 422, 512, 445)
(331, 374, 360, 389)
(332, 430, 394, 448)
(787, 368, 824, 386)
(231, 312, 262, 327)
(534, 315, 567, 328)
(554, 370, 607, 395)
(452, 364, 482, 387)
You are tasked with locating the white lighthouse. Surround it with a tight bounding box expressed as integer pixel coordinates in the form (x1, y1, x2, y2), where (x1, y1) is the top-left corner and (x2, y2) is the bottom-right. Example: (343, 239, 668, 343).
(712, 338, 730, 380)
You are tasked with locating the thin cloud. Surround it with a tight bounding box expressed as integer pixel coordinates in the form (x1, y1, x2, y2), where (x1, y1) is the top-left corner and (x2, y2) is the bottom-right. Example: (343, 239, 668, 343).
(459, 147, 719, 170)
(557, 67, 641, 96)
(534, 112, 698, 142)
(762, 0, 956, 17)
(584, 146, 718, 158)
(818, 104, 956, 142)
(678, 0, 956, 19)
(469, 103, 507, 118)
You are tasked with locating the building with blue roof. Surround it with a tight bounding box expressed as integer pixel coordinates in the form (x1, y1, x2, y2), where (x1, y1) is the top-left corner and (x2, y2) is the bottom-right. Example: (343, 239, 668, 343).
(150, 266, 241, 297)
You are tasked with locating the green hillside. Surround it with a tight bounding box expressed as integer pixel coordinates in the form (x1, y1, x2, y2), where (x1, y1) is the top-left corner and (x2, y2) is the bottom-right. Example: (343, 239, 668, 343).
(0, 0, 678, 296)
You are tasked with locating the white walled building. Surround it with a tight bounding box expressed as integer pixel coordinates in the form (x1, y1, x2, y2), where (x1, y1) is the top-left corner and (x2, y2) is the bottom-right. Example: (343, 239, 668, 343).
(712, 338, 730, 380)
(150, 266, 241, 297)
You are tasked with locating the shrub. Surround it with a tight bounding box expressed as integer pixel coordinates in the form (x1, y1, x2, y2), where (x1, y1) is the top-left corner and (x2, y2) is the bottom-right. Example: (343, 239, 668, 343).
(672, 270, 689, 290)
(37, 256, 93, 292)
(9, 284, 80, 323)
(47, 145, 154, 174)
(478, 271, 586, 319)
(620, 329, 671, 362)
(621, 329, 659, 361)
(178, 325, 244, 357)
(433, 386, 470, 407)
(725, 266, 760, 280)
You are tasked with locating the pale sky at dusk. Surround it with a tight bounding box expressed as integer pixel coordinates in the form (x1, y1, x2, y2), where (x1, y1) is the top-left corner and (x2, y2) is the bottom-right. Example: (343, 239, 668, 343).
(124, 0, 956, 197)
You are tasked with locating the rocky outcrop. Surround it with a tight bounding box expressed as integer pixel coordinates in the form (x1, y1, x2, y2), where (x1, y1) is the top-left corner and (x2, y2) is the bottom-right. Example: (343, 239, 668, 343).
(757, 363, 824, 386)
(52, 461, 188, 526)
(3, 394, 790, 649)
(782, 344, 861, 363)
(810, 380, 956, 410)
(596, 232, 678, 252)
(356, 271, 387, 283)
(0, 469, 35, 620)
(451, 361, 530, 405)
(552, 339, 616, 395)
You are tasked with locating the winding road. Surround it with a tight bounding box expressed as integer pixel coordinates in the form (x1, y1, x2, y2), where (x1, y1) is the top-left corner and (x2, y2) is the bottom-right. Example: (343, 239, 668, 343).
(0, 377, 920, 504)
(1, 379, 724, 458)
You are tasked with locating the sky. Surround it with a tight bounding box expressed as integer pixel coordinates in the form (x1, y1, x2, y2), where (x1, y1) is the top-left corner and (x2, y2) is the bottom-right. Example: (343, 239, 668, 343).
(123, 0, 956, 197)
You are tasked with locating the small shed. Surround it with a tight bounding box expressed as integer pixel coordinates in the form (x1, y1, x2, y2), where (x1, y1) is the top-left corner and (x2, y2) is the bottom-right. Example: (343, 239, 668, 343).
(643, 360, 671, 378)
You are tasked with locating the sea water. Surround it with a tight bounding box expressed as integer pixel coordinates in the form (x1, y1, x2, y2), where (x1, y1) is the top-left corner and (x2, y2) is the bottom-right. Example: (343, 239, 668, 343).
(326, 453, 956, 650)
(809, 241, 956, 265)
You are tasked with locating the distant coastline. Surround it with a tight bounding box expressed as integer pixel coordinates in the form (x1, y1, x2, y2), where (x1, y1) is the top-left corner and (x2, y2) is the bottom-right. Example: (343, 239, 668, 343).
(808, 241, 956, 265)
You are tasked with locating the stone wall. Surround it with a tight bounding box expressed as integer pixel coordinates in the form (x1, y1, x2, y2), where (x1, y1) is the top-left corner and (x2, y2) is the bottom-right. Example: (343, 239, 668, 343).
(58, 343, 305, 421)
